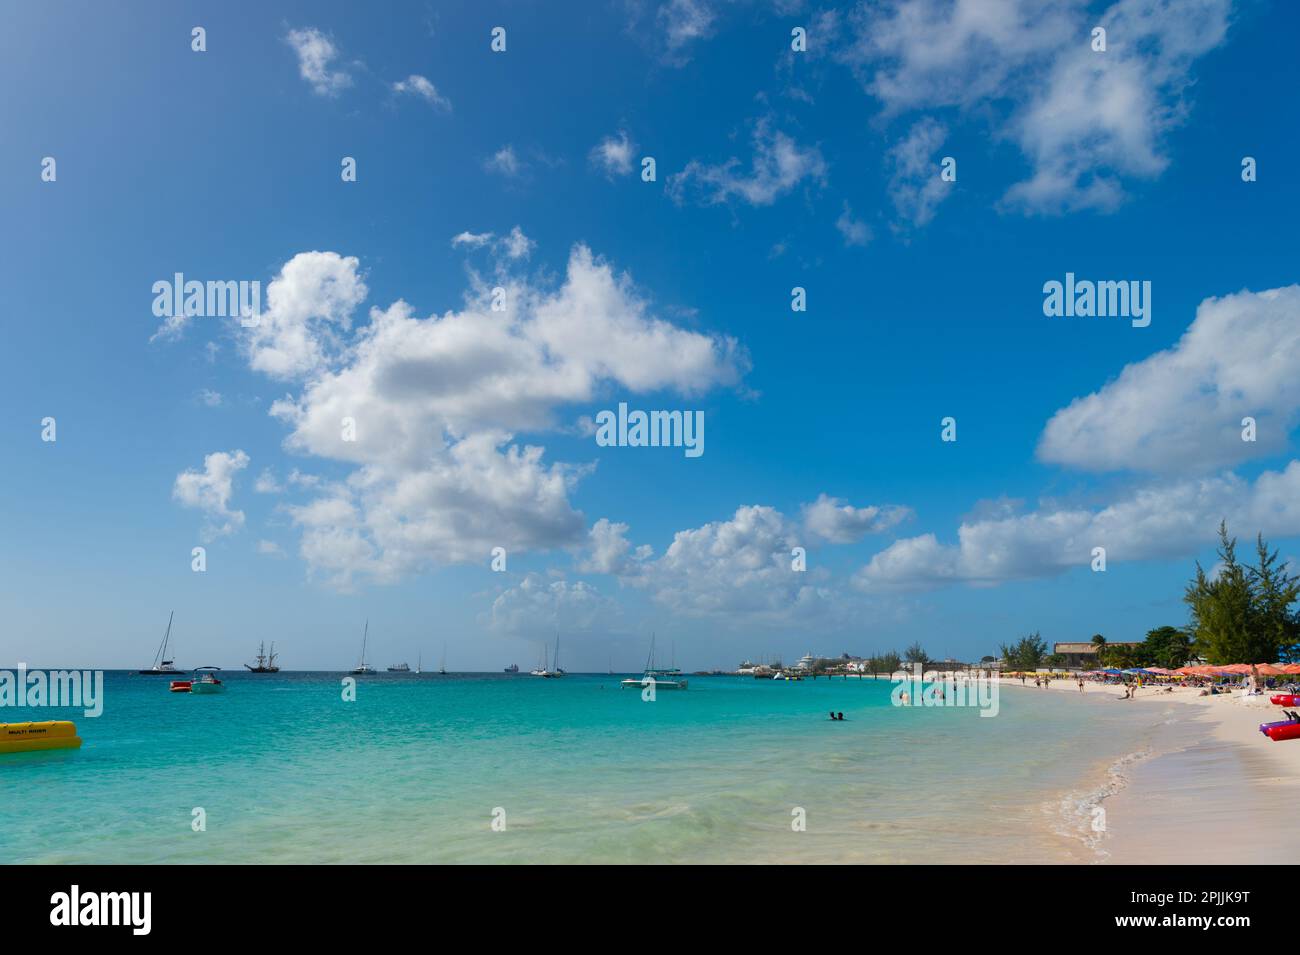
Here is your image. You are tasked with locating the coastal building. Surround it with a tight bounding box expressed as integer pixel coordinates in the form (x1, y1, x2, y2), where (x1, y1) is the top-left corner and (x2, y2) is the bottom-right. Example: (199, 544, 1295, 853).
(1053, 641, 1143, 668)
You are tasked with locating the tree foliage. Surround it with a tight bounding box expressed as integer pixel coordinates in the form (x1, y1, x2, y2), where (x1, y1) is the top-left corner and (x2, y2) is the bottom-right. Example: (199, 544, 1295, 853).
(1185, 523, 1300, 664)
(999, 632, 1047, 671)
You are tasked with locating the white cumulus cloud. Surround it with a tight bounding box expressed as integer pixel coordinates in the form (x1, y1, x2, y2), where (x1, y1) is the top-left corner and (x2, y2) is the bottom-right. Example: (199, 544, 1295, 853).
(391, 74, 451, 111)
(286, 27, 353, 97)
(173, 450, 250, 541)
(240, 241, 746, 587)
(857, 463, 1300, 592)
(1039, 285, 1300, 474)
(668, 118, 827, 207)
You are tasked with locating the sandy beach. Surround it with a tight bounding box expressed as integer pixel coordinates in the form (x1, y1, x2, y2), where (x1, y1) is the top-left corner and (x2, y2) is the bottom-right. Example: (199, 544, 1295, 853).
(999, 677, 1300, 863)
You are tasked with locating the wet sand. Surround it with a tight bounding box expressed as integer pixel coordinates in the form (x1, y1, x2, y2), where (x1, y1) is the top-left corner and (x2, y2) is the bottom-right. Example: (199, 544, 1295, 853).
(1001, 677, 1300, 863)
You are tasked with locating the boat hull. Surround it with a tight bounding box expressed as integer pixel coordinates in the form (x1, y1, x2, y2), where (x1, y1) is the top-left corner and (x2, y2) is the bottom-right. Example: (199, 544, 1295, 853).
(189, 682, 225, 694)
(620, 678, 688, 690)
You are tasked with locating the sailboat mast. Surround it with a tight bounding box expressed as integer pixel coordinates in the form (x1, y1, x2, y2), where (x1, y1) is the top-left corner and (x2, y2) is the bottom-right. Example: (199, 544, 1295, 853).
(361, 620, 369, 666)
(156, 611, 175, 667)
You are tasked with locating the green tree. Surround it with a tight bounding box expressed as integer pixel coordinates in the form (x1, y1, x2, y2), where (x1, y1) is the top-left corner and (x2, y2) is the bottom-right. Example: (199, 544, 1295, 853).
(1089, 633, 1107, 668)
(1101, 643, 1139, 669)
(999, 632, 1047, 670)
(1185, 522, 1294, 664)
(879, 650, 901, 675)
(1249, 534, 1300, 660)
(903, 642, 930, 666)
(1142, 626, 1192, 669)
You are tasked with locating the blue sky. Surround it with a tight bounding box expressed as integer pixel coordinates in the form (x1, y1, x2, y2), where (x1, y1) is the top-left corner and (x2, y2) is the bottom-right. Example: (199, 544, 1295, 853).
(4, 0, 1299, 671)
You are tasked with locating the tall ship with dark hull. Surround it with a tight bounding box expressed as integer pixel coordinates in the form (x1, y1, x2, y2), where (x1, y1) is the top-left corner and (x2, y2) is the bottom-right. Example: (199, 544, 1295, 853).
(244, 642, 280, 673)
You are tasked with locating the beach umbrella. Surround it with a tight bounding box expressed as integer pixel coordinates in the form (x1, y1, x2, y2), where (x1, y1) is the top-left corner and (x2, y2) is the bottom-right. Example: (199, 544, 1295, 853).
(1254, 663, 1286, 677)
(1283, 664, 1300, 675)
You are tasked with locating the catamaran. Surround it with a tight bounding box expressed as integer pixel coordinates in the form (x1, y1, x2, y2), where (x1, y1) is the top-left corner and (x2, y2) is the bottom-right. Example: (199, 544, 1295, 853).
(139, 611, 186, 676)
(244, 641, 280, 673)
(621, 634, 688, 690)
(543, 636, 566, 678)
(350, 621, 377, 675)
(530, 644, 550, 677)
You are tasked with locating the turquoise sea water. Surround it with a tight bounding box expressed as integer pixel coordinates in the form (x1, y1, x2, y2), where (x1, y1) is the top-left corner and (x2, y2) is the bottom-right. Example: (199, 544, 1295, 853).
(0, 672, 1163, 863)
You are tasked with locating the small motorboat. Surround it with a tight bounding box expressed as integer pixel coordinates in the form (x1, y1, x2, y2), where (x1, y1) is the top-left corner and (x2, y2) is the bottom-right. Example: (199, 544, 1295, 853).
(169, 680, 192, 693)
(189, 667, 225, 694)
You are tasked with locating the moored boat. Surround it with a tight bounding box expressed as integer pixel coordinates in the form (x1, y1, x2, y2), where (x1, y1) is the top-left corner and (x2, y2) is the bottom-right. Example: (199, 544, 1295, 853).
(350, 621, 377, 675)
(543, 636, 565, 677)
(189, 667, 225, 694)
(244, 641, 280, 673)
(620, 635, 688, 690)
(139, 611, 186, 676)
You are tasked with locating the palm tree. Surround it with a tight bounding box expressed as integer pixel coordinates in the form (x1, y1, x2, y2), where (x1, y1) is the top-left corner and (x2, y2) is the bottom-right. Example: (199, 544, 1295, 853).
(1091, 633, 1107, 668)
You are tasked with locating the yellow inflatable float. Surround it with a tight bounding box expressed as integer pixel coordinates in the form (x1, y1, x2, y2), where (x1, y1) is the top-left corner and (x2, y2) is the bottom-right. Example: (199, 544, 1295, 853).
(0, 721, 82, 754)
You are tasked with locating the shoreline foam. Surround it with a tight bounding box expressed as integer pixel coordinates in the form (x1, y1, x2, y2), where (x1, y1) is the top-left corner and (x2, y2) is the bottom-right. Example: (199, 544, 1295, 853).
(1000, 676, 1300, 864)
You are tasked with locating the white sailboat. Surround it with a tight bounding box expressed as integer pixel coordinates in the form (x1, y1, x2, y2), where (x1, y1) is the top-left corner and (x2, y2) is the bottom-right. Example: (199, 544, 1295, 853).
(544, 634, 566, 678)
(439, 644, 447, 675)
(139, 611, 186, 675)
(350, 620, 377, 675)
(621, 634, 688, 690)
(530, 643, 550, 677)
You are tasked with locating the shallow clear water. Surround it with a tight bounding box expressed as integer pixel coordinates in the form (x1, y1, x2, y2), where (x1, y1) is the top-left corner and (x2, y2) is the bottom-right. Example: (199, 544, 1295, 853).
(0, 673, 1159, 863)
